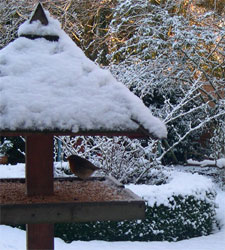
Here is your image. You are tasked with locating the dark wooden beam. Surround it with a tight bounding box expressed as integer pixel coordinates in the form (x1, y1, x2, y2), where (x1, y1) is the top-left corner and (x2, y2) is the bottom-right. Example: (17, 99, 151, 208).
(0, 177, 145, 225)
(25, 135, 54, 250)
(1, 199, 145, 224)
(26, 224, 54, 250)
(20, 34, 59, 42)
(25, 135, 54, 196)
(0, 129, 151, 139)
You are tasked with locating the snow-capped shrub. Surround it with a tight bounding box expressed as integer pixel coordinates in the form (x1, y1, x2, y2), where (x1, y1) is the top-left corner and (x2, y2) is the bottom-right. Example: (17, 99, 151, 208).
(54, 171, 217, 242)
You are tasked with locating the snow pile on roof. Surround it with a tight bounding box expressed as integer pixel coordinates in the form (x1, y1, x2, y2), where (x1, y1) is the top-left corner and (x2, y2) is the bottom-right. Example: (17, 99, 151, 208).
(127, 171, 215, 207)
(0, 8, 167, 138)
(18, 9, 61, 37)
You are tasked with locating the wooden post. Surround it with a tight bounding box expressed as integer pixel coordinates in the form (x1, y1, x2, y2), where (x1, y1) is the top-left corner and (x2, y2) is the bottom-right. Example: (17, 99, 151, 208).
(26, 135, 54, 196)
(26, 224, 54, 250)
(25, 135, 54, 250)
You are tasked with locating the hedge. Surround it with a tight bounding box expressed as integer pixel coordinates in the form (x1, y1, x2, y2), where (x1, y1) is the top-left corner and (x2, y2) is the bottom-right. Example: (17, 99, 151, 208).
(54, 187, 217, 242)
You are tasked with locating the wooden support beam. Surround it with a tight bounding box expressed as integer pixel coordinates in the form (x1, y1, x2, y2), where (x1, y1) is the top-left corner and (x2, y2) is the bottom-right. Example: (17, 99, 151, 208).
(0, 129, 150, 138)
(25, 135, 54, 196)
(26, 224, 54, 250)
(25, 135, 54, 249)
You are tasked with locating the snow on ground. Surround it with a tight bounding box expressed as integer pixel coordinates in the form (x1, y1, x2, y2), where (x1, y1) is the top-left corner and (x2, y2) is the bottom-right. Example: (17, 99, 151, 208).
(187, 158, 225, 168)
(0, 222, 225, 250)
(0, 163, 225, 249)
(0, 163, 25, 178)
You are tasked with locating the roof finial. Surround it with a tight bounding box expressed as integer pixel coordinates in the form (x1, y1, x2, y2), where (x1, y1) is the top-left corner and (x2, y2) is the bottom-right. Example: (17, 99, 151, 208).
(19, 2, 59, 41)
(30, 2, 48, 26)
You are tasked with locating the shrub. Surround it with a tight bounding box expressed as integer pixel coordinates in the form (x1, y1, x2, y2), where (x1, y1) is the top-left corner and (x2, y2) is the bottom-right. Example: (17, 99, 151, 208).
(54, 171, 217, 242)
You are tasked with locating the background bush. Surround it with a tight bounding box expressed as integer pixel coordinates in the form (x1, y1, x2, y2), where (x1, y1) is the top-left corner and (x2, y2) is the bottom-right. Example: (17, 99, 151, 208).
(54, 191, 216, 242)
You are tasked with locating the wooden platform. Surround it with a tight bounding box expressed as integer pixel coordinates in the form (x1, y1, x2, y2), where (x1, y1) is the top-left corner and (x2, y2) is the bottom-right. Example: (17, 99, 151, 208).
(0, 176, 145, 224)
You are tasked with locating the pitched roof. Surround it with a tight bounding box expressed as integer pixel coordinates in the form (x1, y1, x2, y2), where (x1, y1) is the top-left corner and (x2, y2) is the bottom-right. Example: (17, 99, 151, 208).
(0, 4, 167, 139)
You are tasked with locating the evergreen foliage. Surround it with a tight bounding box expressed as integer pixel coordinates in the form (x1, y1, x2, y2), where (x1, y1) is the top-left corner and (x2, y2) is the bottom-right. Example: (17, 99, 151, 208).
(0, 137, 25, 164)
(53, 191, 216, 242)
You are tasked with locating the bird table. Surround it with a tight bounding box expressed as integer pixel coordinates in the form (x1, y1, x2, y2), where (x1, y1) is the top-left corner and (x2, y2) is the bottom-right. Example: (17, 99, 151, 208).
(0, 131, 148, 250)
(0, 3, 167, 250)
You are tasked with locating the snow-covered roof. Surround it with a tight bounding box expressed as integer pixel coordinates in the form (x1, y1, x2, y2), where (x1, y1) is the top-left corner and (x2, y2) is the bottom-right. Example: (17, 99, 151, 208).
(0, 4, 167, 139)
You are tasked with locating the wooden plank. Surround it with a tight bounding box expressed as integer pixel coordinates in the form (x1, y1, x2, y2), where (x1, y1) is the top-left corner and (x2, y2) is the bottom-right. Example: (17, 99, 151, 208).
(26, 224, 54, 250)
(0, 129, 151, 138)
(0, 200, 145, 224)
(0, 177, 145, 224)
(25, 135, 54, 249)
(25, 135, 54, 196)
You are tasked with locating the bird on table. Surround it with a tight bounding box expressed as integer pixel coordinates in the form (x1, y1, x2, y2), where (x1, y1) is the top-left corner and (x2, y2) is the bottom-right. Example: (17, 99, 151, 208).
(67, 155, 100, 180)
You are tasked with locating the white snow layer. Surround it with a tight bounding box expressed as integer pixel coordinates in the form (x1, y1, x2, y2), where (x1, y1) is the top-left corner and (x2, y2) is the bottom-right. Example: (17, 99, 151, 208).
(0, 163, 25, 178)
(18, 9, 62, 37)
(188, 158, 225, 168)
(127, 171, 215, 207)
(217, 158, 225, 168)
(0, 11, 167, 138)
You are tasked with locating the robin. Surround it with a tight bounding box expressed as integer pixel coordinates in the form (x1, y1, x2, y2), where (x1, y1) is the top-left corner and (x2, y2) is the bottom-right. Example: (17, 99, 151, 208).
(67, 155, 100, 180)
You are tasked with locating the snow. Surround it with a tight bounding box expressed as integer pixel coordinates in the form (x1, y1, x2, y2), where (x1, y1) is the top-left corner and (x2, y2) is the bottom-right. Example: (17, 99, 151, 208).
(0, 163, 224, 250)
(18, 9, 61, 37)
(187, 158, 225, 168)
(0, 222, 224, 250)
(0, 8, 167, 139)
(0, 163, 25, 178)
(188, 159, 215, 166)
(217, 158, 225, 168)
(127, 171, 215, 207)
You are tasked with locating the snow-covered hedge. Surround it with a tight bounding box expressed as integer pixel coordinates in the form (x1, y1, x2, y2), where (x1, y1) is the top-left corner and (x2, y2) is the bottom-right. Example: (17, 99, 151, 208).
(54, 171, 217, 242)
